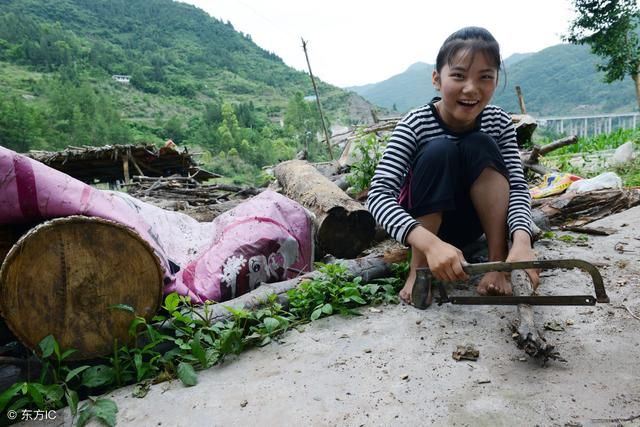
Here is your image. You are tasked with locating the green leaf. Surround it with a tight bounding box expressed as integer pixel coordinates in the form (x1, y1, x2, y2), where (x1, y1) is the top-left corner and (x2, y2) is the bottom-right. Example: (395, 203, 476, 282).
(27, 383, 44, 408)
(310, 308, 322, 321)
(177, 362, 198, 387)
(0, 383, 23, 412)
(163, 292, 180, 313)
(134, 353, 146, 382)
(66, 389, 79, 415)
(262, 317, 280, 333)
(350, 296, 366, 305)
(128, 316, 148, 337)
(65, 365, 90, 383)
(93, 398, 118, 427)
(190, 330, 207, 366)
(321, 303, 333, 315)
(259, 336, 272, 347)
(61, 348, 78, 361)
(39, 335, 56, 358)
(109, 303, 135, 313)
(82, 365, 116, 388)
(76, 402, 92, 427)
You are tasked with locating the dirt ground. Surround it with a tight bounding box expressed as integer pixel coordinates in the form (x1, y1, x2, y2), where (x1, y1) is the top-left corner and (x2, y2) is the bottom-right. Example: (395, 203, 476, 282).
(27, 206, 640, 427)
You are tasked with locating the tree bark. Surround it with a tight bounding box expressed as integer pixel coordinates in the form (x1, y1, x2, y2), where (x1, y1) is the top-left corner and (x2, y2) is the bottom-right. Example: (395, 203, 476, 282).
(511, 270, 557, 361)
(274, 160, 376, 258)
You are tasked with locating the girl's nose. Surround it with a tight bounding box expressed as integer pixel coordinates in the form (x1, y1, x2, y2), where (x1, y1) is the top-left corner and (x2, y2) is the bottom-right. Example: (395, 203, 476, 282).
(462, 81, 477, 94)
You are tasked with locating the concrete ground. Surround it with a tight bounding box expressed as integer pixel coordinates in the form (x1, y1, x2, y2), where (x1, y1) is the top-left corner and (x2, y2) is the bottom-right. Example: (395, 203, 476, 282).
(27, 207, 640, 427)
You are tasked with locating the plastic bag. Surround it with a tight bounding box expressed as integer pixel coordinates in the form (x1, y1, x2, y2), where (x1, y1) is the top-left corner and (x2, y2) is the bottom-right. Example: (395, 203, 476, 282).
(529, 173, 582, 199)
(566, 172, 622, 193)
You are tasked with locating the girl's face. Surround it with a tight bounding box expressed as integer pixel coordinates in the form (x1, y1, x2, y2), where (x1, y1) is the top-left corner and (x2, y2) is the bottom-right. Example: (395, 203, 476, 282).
(432, 50, 498, 132)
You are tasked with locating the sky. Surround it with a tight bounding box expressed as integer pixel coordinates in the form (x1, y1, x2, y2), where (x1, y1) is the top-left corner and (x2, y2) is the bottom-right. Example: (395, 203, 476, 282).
(182, 0, 577, 88)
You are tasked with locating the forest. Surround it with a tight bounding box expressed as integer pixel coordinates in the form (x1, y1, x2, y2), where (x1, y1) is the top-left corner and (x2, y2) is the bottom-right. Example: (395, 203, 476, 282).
(0, 0, 354, 183)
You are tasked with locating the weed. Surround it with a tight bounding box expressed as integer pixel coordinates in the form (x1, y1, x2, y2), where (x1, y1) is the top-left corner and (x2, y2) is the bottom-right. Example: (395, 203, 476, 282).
(0, 261, 405, 425)
(346, 131, 386, 193)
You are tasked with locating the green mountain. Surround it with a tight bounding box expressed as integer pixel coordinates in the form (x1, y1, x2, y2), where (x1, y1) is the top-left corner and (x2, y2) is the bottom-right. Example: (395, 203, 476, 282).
(346, 62, 437, 114)
(0, 0, 374, 182)
(348, 44, 638, 116)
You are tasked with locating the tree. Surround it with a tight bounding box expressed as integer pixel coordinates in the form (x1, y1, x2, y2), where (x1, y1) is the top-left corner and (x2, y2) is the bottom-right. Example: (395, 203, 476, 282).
(565, 0, 640, 109)
(284, 92, 320, 155)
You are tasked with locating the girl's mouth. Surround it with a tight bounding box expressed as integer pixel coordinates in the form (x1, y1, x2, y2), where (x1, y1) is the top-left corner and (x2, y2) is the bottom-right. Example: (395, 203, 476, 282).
(457, 100, 479, 107)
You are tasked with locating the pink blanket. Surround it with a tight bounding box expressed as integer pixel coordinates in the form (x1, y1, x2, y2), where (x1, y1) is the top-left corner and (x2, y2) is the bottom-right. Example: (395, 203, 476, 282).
(0, 146, 314, 304)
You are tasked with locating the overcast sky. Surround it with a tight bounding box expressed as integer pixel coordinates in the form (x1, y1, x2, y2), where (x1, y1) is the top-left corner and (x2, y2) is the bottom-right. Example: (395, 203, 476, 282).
(182, 0, 577, 88)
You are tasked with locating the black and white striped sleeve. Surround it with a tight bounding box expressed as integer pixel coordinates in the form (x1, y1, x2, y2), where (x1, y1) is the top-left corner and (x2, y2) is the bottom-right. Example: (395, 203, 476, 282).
(494, 109, 533, 238)
(366, 119, 419, 245)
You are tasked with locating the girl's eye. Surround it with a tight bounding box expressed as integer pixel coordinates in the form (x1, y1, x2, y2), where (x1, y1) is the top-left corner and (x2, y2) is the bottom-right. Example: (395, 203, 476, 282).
(451, 73, 464, 79)
(482, 75, 495, 80)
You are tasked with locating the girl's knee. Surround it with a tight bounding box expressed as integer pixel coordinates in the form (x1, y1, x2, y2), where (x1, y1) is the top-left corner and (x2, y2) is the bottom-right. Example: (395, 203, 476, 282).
(458, 132, 500, 155)
(415, 138, 459, 166)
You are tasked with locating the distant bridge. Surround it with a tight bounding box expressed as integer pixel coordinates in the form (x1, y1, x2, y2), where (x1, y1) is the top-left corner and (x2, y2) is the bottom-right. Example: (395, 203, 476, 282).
(536, 112, 639, 138)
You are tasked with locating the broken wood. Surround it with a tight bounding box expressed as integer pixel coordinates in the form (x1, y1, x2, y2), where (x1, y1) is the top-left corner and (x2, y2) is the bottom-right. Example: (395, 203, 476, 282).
(512, 114, 537, 147)
(274, 160, 376, 258)
(559, 225, 617, 236)
(533, 188, 640, 227)
(522, 135, 578, 175)
(510, 270, 559, 361)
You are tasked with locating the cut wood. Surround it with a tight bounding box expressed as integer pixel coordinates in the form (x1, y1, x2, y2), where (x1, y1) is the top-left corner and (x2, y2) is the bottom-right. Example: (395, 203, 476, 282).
(274, 160, 376, 258)
(510, 270, 559, 361)
(0, 216, 163, 360)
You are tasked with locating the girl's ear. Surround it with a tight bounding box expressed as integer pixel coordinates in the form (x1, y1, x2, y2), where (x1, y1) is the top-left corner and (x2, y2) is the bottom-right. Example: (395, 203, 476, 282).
(432, 70, 441, 91)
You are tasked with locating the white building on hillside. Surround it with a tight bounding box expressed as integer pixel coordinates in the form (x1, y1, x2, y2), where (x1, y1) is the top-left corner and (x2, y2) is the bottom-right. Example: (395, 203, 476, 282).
(112, 75, 131, 84)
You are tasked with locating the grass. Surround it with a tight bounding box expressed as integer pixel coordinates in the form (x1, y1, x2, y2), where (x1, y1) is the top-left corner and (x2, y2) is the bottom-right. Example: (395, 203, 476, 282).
(539, 128, 640, 186)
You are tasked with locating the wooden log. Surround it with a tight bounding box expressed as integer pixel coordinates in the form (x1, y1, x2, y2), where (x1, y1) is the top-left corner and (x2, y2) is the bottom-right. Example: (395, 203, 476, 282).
(178, 250, 404, 326)
(274, 160, 376, 258)
(511, 270, 558, 361)
(533, 188, 640, 226)
(0, 216, 164, 360)
(526, 135, 579, 164)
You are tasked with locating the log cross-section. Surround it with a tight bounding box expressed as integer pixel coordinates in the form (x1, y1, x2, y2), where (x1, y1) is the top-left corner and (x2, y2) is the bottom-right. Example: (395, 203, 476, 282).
(274, 160, 375, 258)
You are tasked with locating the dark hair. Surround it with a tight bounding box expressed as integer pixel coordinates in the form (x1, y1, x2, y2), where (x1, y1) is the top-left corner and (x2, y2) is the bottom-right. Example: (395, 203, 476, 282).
(435, 27, 504, 81)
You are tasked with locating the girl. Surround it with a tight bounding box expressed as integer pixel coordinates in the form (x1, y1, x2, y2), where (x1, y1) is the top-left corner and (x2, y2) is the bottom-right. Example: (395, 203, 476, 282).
(367, 26, 538, 305)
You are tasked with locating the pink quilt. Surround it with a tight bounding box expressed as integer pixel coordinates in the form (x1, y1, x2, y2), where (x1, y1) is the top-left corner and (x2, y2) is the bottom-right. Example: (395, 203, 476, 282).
(0, 146, 314, 304)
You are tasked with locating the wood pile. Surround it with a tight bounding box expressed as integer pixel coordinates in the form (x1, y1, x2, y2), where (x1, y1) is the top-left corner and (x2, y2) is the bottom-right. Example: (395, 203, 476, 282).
(26, 143, 219, 184)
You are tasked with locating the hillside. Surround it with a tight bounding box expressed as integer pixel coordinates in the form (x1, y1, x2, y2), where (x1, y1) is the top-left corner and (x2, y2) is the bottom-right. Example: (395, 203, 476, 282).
(0, 0, 376, 182)
(348, 44, 637, 116)
(346, 62, 437, 114)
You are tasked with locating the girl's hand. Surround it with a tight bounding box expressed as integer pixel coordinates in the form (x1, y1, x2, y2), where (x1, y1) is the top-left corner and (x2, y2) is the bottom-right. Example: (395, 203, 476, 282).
(423, 239, 468, 283)
(507, 231, 539, 289)
(407, 226, 468, 282)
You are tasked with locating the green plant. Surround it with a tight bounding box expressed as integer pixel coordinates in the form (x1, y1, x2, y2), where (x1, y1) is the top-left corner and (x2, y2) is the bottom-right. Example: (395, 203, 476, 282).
(346, 132, 386, 194)
(0, 261, 405, 425)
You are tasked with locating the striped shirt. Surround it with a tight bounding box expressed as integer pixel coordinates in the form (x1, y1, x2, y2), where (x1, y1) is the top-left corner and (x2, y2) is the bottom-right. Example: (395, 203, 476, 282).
(366, 102, 532, 246)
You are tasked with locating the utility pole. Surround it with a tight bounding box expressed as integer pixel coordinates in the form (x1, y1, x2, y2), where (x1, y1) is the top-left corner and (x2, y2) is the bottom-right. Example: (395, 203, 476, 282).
(515, 85, 527, 114)
(301, 37, 334, 160)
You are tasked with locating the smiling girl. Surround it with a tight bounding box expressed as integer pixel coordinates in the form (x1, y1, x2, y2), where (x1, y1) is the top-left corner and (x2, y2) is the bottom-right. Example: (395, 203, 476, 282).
(367, 27, 537, 305)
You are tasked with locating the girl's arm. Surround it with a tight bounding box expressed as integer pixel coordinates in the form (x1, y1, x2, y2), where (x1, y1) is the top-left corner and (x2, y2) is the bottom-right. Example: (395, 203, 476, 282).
(366, 120, 420, 245)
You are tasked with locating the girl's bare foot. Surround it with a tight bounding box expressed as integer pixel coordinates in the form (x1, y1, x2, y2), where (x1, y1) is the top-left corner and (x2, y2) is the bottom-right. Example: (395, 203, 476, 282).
(477, 271, 512, 296)
(399, 270, 416, 304)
